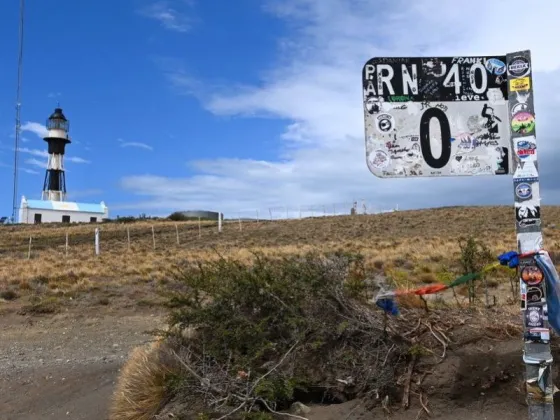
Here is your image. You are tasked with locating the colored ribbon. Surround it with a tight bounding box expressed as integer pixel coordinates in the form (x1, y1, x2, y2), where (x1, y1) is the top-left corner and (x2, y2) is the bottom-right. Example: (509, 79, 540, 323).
(375, 256, 513, 315)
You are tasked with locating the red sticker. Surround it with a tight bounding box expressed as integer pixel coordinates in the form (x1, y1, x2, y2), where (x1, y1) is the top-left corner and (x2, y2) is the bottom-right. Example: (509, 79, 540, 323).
(521, 265, 544, 286)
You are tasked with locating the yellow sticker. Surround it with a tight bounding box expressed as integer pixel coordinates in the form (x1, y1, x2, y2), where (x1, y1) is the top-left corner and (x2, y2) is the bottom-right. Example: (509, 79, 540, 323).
(510, 77, 531, 92)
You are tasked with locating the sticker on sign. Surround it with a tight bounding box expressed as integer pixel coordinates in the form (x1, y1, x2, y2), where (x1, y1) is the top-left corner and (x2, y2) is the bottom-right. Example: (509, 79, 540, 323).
(362, 56, 513, 178)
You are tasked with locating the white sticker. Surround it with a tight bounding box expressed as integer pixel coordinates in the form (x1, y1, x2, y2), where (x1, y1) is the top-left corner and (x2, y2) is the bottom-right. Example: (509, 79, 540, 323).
(376, 113, 395, 133)
(518, 232, 544, 253)
(513, 160, 539, 179)
(367, 150, 390, 169)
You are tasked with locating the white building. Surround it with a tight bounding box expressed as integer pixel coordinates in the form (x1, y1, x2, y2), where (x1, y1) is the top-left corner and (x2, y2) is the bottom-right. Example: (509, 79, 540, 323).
(19, 196, 108, 224)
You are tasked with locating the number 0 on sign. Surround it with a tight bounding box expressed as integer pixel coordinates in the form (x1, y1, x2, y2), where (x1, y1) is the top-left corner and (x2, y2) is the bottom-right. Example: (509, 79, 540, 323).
(362, 56, 513, 177)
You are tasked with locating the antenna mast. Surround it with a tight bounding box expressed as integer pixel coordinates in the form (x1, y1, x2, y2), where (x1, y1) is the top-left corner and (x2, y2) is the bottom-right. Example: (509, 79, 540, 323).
(12, 0, 25, 223)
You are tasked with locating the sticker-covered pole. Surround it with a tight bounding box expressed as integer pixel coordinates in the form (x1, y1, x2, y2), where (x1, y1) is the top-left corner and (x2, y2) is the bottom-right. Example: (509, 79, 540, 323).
(507, 50, 554, 419)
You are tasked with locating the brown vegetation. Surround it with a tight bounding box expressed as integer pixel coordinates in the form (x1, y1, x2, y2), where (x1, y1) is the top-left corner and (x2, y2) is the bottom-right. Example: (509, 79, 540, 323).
(3, 205, 560, 419)
(110, 340, 177, 420)
(1, 205, 559, 313)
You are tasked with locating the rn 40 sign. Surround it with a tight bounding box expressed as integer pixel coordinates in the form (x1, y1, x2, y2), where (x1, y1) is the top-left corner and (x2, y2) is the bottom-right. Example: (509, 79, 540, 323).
(362, 56, 512, 178)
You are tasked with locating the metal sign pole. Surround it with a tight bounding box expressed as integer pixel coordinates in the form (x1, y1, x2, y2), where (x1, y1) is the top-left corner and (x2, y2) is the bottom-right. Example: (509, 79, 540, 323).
(507, 50, 554, 418)
(362, 50, 554, 418)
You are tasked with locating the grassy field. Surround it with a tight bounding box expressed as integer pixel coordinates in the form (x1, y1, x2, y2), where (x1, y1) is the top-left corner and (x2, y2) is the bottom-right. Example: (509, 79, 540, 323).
(3, 205, 559, 419)
(2, 205, 560, 313)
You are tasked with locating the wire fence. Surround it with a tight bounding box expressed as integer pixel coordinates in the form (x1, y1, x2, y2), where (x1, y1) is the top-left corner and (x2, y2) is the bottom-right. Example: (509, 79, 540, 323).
(0, 202, 398, 260)
(233, 201, 398, 221)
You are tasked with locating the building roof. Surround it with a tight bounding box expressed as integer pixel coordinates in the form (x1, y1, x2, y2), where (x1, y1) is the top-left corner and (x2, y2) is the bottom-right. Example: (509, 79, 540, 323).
(49, 107, 67, 121)
(23, 199, 107, 214)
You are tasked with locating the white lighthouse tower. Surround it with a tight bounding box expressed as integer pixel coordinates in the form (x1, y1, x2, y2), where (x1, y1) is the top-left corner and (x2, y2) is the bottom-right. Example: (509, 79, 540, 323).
(42, 107, 71, 201)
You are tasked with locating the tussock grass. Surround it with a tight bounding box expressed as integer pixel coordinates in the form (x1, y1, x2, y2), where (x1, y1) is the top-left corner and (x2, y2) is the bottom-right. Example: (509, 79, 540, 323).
(110, 341, 180, 420)
(19, 296, 60, 314)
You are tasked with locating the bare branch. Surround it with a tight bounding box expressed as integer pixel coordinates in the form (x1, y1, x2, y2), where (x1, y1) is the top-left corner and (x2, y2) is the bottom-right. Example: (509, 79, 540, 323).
(215, 401, 247, 420)
(249, 340, 300, 395)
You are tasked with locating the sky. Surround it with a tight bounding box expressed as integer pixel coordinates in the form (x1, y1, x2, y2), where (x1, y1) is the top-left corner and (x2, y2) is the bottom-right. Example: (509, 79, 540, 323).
(1, 0, 560, 219)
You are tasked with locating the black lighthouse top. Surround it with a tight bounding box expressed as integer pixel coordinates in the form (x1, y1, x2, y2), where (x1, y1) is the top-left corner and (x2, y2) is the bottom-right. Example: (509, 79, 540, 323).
(46, 107, 69, 132)
(44, 107, 71, 154)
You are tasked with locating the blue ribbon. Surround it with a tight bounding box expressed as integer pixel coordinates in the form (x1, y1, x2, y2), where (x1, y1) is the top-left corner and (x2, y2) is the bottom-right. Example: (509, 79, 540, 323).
(376, 298, 400, 316)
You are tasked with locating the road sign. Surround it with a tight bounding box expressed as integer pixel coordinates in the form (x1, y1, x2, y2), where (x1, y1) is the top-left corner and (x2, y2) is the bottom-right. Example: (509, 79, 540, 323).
(362, 56, 512, 177)
(362, 51, 554, 419)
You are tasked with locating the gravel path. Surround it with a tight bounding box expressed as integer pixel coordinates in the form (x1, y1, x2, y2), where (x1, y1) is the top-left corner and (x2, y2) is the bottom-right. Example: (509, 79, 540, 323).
(0, 308, 164, 420)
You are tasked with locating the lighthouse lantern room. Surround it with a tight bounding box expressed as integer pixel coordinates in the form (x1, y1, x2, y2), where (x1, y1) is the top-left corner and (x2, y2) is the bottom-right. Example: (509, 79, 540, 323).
(18, 107, 109, 224)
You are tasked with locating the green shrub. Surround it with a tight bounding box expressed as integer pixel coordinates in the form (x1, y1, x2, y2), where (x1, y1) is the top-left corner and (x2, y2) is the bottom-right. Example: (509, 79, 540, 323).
(155, 252, 405, 418)
(0, 289, 19, 301)
(457, 236, 494, 304)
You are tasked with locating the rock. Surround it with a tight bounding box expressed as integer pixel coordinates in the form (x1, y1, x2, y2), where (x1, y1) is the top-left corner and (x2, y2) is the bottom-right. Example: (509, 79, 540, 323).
(291, 402, 311, 415)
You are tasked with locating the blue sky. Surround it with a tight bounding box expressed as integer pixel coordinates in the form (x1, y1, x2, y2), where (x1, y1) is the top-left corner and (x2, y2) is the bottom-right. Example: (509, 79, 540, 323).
(1, 0, 560, 219)
(0, 0, 288, 217)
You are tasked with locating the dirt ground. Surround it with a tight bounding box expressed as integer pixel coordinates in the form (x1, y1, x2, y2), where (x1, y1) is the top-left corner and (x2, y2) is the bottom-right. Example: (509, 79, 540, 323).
(3, 306, 560, 420)
(0, 306, 165, 420)
(302, 335, 560, 420)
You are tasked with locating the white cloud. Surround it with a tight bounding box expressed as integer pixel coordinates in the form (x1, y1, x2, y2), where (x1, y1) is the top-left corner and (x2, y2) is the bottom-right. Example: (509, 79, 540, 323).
(137, 0, 194, 32)
(18, 147, 90, 164)
(18, 147, 48, 158)
(21, 167, 39, 175)
(67, 189, 103, 199)
(119, 140, 154, 151)
(66, 156, 90, 164)
(25, 158, 47, 169)
(0, 162, 39, 175)
(122, 0, 560, 215)
(64, 156, 91, 163)
(21, 122, 48, 138)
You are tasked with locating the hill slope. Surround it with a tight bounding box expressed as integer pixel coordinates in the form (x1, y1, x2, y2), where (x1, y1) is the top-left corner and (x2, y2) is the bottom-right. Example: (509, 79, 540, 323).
(1, 205, 560, 313)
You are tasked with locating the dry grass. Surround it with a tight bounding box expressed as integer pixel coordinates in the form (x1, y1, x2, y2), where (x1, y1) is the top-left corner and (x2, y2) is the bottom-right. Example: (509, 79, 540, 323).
(1, 205, 560, 309)
(109, 340, 178, 420)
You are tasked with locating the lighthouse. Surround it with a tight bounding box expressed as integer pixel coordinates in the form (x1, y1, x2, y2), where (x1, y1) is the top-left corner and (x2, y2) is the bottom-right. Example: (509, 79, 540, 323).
(42, 107, 71, 201)
(18, 106, 109, 224)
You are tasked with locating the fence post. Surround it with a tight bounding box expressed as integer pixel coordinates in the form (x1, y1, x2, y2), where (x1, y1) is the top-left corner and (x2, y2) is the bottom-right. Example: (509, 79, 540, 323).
(152, 226, 156, 249)
(239, 215, 242, 231)
(27, 236, 32, 259)
(95, 228, 100, 256)
(175, 224, 180, 245)
(65, 231, 69, 257)
(218, 213, 222, 233)
(126, 226, 130, 251)
(198, 217, 201, 238)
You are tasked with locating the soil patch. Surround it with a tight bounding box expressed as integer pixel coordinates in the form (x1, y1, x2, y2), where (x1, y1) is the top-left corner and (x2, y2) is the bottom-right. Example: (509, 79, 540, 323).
(0, 307, 164, 420)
